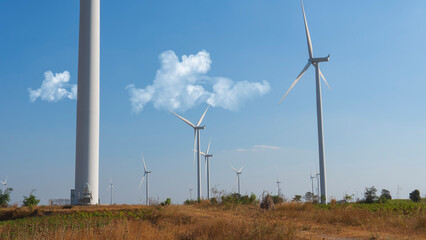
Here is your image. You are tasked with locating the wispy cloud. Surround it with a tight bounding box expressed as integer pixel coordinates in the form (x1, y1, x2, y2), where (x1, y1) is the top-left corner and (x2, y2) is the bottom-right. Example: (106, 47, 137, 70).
(28, 71, 76, 102)
(127, 50, 270, 113)
(236, 148, 248, 152)
(236, 145, 282, 152)
(253, 145, 282, 150)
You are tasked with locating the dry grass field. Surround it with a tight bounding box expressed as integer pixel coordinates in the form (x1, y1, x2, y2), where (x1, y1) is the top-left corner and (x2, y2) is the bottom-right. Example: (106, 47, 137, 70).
(1, 201, 426, 239)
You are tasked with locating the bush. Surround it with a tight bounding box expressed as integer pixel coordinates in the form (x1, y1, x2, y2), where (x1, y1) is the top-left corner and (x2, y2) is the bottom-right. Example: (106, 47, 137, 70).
(161, 198, 171, 206)
(363, 186, 378, 203)
(23, 190, 40, 207)
(260, 194, 275, 210)
(380, 189, 392, 200)
(184, 199, 197, 205)
(220, 193, 257, 206)
(0, 188, 13, 207)
(271, 195, 284, 204)
(410, 190, 421, 202)
(343, 194, 353, 203)
(292, 195, 302, 202)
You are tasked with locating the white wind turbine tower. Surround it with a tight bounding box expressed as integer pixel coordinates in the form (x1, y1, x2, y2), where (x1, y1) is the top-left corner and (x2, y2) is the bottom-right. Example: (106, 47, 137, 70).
(231, 167, 243, 195)
(200, 138, 213, 199)
(279, 0, 331, 204)
(170, 105, 209, 200)
(276, 178, 282, 196)
(138, 155, 152, 205)
(0, 177, 8, 191)
(189, 187, 193, 200)
(74, 0, 100, 205)
(107, 177, 114, 205)
(310, 172, 315, 195)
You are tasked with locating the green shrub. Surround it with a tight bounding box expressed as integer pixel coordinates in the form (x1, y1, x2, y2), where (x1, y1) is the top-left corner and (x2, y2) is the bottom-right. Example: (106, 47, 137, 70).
(23, 190, 40, 207)
(0, 188, 13, 207)
(220, 193, 257, 206)
(410, 190, 421, 203)
(184, 199, 197, 205)
(271, 195, 284, 204)
(292, 195, 302, 202)
(161, 198, 171, 206)
(363, 186, 378, 203)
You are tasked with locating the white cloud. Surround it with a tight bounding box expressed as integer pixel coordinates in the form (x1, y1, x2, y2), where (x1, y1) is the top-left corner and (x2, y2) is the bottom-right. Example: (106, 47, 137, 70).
(28, 71, 77, 102)
(127, 50, 270, 113)
(253, 145, 282, 150)
(236, 145, 282, 152)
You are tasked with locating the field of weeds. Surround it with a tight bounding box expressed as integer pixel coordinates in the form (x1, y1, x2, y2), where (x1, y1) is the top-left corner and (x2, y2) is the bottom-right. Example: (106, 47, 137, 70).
(1, 202, 426, 240)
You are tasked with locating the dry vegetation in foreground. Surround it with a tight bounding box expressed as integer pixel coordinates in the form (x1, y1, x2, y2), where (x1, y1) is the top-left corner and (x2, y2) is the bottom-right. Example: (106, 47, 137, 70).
(1, 202, 426, 240)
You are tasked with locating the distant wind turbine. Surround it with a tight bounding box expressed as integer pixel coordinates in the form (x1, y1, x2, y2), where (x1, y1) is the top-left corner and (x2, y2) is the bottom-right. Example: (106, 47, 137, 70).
(276, 178, 282, 196)
(310, 172, 315, 195)
(0, 177, 7, 191)
(200, 138, 213, 199)
(231, 166, 243, 194)
(279, 0, 330, 204)
(107, 177, 114, 205)
(189, 187, 193, 200)
(170, 105, 209, 200)
(138, 154, 152, 205)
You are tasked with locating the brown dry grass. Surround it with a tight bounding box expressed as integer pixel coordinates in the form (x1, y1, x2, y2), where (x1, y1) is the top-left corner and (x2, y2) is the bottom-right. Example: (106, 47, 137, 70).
(0, 203, 426, 239)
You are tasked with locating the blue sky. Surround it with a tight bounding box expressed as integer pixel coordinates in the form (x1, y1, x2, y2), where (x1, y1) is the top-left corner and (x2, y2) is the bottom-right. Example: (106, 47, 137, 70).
(1, 0, 426, 205)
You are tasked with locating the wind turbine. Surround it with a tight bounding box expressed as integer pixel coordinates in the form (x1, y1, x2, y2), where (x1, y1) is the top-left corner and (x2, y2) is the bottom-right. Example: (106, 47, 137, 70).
(310, 172, 315, 195)
(107, 177, 114, 205)
(276, 178, 282, 196)
(200, 138, 213, 199)
(170, 105, 209, 200)
(189, 187, 193, 200)
(231, 166, 243, 194)
(279, 0, 330, 204)
(0, 177, 8, 191)
(138, 155, 152, 205)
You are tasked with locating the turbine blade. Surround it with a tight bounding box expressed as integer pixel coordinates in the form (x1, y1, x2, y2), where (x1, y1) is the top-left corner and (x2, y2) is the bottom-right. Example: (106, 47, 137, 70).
(142, 154, 147, 172)
(206, 137, 211, 154)
(239, 167, 243, 173)
(110, 176, 112, 184)
(301, 0, 313, 59)
(279, 61, 311, 104)
(196, 105, 210, 126)
(170, 110, 195, 128)
(138, 175, 145, 190)
(319, 69, 331, 90)
(231, 166, 238, 173)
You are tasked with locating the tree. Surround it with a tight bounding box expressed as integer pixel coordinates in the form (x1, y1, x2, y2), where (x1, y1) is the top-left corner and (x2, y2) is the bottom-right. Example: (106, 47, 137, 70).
(363, 186, 378, 203)
(292, 195, 302, 202)
(304, 192, 314, 202)
(378, 189, 392, 203)
(23, 190, 40, 207)
(0, 188, 13, 207)
(343, 194, 353, 203)
(409, 189, 421, 202)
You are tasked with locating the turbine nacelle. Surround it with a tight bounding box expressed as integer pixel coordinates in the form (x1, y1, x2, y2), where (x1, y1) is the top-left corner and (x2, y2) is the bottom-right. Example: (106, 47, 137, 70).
(310, 55, 330, 63)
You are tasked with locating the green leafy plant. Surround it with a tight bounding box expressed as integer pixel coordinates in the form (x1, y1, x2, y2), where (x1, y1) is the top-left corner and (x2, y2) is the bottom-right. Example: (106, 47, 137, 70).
(0, 188, 13, 207)
(409, 189, 421, 202)
(23, 190, 40, 207)
(363, 186, 378, 203)
(292, 195, 302, 202)
(161, 198, 171, 206)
